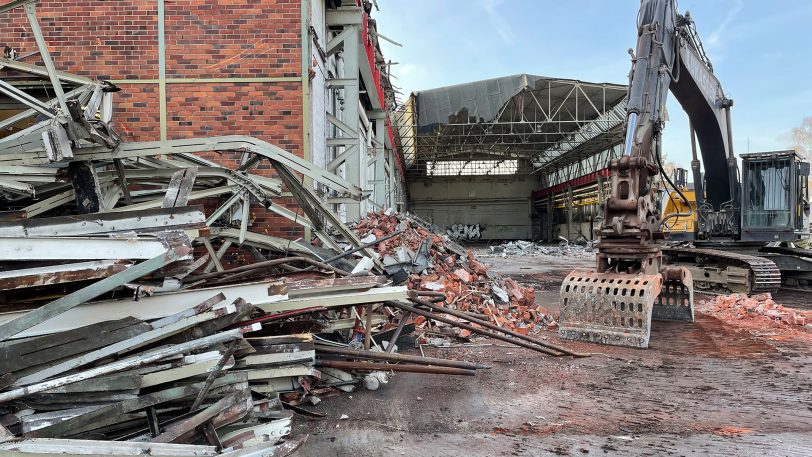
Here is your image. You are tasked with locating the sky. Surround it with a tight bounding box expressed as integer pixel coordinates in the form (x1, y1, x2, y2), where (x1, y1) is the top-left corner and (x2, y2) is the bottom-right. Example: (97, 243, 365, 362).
(374, 0, 812, 170)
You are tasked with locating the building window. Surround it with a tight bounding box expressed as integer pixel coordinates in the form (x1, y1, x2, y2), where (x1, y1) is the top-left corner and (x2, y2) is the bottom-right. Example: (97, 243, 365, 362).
(426, 160, 518, 176)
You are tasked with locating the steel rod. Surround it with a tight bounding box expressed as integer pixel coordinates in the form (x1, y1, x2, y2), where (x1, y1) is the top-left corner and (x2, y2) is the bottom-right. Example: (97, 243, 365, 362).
(407, 293, 586, 357)
(364, 303, 373, 351)
(386, 311, 410, 353)
(185, 256, 349, 282)
(304, 229, 404, 269)
(385, 301, 562, 357)
(314, 360, 475, 376)
(316, 345, 489, 370)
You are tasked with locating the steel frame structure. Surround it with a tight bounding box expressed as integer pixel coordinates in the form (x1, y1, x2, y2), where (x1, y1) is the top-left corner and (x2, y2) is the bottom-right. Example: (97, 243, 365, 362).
(394, 76, 627, 183)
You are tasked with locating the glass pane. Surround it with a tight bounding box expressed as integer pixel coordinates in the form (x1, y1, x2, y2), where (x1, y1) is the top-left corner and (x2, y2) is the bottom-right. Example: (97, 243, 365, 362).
(745, 159, 791, 229)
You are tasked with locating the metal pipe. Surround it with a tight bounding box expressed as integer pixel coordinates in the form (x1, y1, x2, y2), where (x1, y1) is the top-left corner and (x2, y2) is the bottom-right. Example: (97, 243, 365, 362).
(386, 311, 410, 353)
(303, 229, 404, 270)
(314, 360, 476, 376)
(315, 345, 489, 370)
(622, 112, 638, 156)
(689, 122, 704, 207)
(385, 301, 563, 357)
(406, 293, 586, 357)
(413, 290, 445, 298)
(185, 256, 349, 282)
(724, 105, 740, 207)
(363, 303, 373, 351)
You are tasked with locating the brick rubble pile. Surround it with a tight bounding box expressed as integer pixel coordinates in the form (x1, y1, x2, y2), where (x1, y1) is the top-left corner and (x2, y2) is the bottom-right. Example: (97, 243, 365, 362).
(354, 211, 557, 338)
(700, 292, 810, 327)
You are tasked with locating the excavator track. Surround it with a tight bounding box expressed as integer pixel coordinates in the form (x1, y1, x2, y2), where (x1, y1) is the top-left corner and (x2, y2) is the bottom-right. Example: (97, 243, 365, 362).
(663, 247, 781, 294)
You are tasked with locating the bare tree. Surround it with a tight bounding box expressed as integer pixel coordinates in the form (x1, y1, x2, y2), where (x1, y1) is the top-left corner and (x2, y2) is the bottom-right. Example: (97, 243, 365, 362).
(792, 116, 812, 159)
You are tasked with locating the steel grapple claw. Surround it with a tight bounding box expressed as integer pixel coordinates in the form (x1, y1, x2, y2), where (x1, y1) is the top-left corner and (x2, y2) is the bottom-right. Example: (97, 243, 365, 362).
(559, 271, 663, 348)
(654, 267, 694, 322)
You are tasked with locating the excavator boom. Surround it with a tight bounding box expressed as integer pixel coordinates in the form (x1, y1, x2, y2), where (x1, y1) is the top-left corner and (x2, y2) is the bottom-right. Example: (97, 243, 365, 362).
(558, 0, 696, 348)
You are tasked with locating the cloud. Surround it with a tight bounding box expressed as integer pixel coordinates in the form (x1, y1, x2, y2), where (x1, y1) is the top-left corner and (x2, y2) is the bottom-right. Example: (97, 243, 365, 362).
(481, 0, 518, 45)
(706, 0, 744, 49)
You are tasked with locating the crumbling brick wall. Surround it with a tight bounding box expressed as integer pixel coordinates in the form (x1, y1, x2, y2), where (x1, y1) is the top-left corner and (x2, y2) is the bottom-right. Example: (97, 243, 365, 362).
(2, 0, 306, 239)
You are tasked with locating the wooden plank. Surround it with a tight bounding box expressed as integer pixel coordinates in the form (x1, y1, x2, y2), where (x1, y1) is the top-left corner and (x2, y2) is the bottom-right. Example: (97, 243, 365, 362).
(0, 237, 175, 261)
(0, 206, 206, 237)
(0, 278, 279, 339)
(244, 365, 319, 381)
(140, 356, 223, 389)
(188, 341, 239, 412)
(237, 349, 315, 367)
(28, 380, 220, 438)
(259, 286, 408, 313)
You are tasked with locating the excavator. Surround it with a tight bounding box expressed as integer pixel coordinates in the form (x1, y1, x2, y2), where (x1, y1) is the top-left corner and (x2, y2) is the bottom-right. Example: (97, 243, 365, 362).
(558, 0, 810, 348)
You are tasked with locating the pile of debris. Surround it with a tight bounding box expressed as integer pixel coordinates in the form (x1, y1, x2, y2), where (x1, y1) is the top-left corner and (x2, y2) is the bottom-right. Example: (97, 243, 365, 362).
(354, 211, 558, 338)
(0, 3, 581, 451)
(699, 293, 810, 327)
(0, 113, 580, 457)
(0, 198, 579, 456)
(484, 239, 594, 257)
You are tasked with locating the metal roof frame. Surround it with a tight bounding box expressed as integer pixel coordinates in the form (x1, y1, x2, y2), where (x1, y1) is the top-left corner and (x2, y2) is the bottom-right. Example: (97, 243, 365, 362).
(394, 74, 627, 178)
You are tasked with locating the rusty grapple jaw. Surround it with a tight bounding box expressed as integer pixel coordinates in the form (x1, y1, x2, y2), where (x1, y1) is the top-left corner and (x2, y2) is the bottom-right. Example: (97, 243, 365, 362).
(558, 268, 693, 348)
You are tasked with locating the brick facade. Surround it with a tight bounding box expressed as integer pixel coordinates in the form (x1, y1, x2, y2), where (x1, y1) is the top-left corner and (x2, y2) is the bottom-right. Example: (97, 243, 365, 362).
(3, 0, 307, 238)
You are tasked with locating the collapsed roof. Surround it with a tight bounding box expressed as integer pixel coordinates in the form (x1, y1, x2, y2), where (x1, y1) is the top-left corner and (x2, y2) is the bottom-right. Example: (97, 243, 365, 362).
(397, 73, 627, 176)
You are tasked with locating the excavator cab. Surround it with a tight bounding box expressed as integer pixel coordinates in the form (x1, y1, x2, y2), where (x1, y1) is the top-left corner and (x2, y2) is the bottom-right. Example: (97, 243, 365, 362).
(740, 151, 809, 242)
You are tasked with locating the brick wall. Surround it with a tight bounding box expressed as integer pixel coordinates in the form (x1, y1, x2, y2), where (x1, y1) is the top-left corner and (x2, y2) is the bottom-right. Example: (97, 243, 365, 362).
(2, 0, 307, 239)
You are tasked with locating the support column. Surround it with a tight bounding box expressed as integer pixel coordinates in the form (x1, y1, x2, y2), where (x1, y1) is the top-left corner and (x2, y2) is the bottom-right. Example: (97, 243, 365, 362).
(595, 175, 604, 241)
(546, 194, 554, 242)
(369, 110, 387, 210)
(566, 185, 574, 241)
(388, 149, 396, 209)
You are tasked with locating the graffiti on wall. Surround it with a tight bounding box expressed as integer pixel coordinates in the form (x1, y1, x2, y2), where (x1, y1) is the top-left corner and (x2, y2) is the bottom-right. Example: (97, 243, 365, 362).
(447, 223, 484, 240)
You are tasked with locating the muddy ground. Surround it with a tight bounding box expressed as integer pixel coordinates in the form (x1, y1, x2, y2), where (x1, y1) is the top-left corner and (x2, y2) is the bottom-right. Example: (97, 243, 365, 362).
(294, 253, 812, 456)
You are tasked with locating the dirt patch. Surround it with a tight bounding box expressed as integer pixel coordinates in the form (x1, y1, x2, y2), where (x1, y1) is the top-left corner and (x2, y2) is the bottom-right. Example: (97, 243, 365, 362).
(295, 253, 812, 456)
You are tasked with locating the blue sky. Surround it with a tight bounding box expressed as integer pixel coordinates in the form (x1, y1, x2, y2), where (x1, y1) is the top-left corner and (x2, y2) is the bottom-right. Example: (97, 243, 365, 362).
(375, 0, 812, 170)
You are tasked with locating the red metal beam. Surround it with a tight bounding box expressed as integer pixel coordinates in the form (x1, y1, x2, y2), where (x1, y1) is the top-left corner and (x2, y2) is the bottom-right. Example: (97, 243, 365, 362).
(532, 168, 610, 200)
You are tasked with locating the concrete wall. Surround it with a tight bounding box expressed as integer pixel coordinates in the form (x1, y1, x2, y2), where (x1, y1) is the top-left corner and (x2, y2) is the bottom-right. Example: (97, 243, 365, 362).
(409, 176, 538, 240)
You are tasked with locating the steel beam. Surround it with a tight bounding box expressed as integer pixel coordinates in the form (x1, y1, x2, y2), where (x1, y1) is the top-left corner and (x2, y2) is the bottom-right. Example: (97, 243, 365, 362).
(0, 236, 181, 261)
(326, 8, 363, 25)
(0, 57, 93, 86)
(23, 2, 71, 118)
(260, 286, 407, 313)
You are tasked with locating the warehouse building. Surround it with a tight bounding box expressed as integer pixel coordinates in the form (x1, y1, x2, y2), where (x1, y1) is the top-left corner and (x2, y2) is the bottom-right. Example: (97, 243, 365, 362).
(396, 74, 627, 242)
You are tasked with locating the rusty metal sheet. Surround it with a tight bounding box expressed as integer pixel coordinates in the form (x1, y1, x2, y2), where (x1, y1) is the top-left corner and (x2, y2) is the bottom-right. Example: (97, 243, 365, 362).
(559, 271, 662, 348)
(0, 260, 131, 291)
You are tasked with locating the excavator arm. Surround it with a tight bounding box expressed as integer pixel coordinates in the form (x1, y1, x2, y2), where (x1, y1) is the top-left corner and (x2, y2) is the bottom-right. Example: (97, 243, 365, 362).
(558, 0, 739, 348)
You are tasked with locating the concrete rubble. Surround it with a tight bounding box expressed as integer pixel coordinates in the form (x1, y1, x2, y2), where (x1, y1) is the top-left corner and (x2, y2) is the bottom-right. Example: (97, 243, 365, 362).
(484, 240, 594, 258)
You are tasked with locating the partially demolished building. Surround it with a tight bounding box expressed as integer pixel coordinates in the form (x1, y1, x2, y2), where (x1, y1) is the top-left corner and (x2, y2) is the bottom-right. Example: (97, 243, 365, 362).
(0, 1, 581, 455)
(1, 0, 406, 228)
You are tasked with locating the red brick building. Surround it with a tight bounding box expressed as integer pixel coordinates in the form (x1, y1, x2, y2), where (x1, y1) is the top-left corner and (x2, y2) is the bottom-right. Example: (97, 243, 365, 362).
(1, 0, 405, 234)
